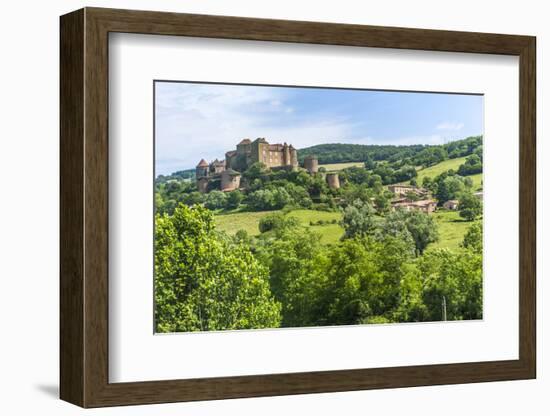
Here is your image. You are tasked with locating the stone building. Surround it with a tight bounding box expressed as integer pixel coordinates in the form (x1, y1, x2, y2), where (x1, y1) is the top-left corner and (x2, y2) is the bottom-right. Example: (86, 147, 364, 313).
(225, 138, 298, 171)
(209, 159, 225, 174)
(220, 169, 241, 192)
(391, 199, 437, 214)
(195, 139, 331, 193)
(195, 158, 209, 179)
(443, 199, 459, 210)
(304, 155, 319, 174)
(387, 184, 428, 198)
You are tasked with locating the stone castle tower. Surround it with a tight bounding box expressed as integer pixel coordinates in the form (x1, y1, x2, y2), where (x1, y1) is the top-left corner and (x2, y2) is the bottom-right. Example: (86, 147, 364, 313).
(195, 159, 209, 193)
(326, 172, 340, 189)
(304, 155, 319, 174)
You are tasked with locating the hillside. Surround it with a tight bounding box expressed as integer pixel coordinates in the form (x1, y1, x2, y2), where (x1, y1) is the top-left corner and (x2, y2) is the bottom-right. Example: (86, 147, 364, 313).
(156, 168, 195, 183)
(298, 136, 482, 165)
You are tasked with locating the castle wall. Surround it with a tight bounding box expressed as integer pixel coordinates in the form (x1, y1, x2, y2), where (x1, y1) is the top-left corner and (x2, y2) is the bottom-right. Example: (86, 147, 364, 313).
(197, 177, 209, 193)
(304, 157, 319, 174)
(290, 147, 298, 168)
(196, 166, 208, 178)
(221, 171, 241, 191)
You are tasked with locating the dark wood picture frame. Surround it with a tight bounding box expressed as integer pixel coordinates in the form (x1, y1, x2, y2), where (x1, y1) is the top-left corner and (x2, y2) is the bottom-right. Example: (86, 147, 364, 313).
(60, 7, 536, 408)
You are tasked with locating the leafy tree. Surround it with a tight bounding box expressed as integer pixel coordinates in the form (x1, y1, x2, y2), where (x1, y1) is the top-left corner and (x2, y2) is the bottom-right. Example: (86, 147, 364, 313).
(341, 199, 380, 239)
(204, 190, 227, 210)
(255, 227, 329, 327)
(418, 249, 482, 321)
(393, 164, 418, 182)
(155, 204, 281, 332)
(181, 191, 205, 207)
(246, 188, 292, 210)
(226, 190, 243, 209)
(463, 176, 474, 189)
(462, 221, 483, 252)
(323, 236, 415, 325)
(376, 211, 416, 255)
(402, 210, 439, 254)
(234, 229, 251, 245)
(258, 212, 299, 233)
(458, 192, 482, 221)
(458, 154, 483, 175)
(393, 263, 428, 322)
(243, 162, 268, 181)
(374, 191, 392, 214)
(435, 175, 465, 204)
(343, 166, 371, 185)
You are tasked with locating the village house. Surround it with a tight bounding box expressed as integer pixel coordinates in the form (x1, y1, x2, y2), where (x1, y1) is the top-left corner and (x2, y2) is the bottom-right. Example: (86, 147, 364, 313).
(391, 198, 437, 214)
(387, 184, 428, 198)
(443, 199, 460, 210)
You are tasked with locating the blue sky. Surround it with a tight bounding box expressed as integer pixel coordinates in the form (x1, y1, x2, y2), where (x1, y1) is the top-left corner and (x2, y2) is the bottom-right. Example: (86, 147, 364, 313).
(155, 81, 483, 175)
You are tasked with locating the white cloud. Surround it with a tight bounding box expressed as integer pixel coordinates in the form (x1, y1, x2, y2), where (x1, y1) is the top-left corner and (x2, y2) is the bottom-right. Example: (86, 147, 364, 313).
(436, 121, 465, 131)
(155, 83, 355, 174)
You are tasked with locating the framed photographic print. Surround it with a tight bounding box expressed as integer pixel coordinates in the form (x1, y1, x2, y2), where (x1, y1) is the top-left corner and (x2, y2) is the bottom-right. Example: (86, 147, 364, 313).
(60, 7, 536, 408)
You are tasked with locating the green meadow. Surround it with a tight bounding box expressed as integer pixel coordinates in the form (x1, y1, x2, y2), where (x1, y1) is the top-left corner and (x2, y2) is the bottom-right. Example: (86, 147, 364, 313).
(428, 209, 472, 250)
(215, 208, 345, 245)
(414, 156, 483, 190)
(215, 207, 473, 250)
(318, 161, 365, 171)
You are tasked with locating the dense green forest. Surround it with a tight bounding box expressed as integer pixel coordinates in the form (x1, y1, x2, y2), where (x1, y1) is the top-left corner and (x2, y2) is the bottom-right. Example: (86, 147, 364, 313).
(154, 135, 483, 332)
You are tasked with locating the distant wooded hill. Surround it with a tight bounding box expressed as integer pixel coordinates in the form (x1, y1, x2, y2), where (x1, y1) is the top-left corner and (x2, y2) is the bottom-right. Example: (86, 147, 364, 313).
(297, 136, 482, 166)
(156, 168, 195, 184)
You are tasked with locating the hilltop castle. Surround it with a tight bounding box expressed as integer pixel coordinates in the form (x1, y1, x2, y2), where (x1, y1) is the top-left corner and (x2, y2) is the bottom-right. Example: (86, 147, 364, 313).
(196, 138, 339, 193)
(226, 138, 298, 171)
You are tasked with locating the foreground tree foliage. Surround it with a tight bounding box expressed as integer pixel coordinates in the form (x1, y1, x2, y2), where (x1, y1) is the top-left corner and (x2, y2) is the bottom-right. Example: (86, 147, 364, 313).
(155, 203, 483, 331)
(458, 192, 483, 221)
(342, 201, 439, 254)
(155, 204, 281, 332)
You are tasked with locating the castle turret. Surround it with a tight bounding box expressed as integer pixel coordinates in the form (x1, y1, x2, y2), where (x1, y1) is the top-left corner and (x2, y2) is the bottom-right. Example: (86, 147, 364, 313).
(196, 159, 209, 178)
(283, 142, 290, 166)
(289, 145, 298, 169)
(304, 155, 319, 174)
(326, 172, 340, 189)
(196, 159, 209, 193)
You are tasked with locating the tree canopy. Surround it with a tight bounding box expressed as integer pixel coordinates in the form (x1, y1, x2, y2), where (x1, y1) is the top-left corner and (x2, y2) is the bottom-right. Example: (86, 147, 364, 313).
(155, 204, 281, 332)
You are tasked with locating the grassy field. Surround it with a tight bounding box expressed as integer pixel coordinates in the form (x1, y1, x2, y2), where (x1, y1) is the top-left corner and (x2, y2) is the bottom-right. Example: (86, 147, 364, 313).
(428, 209, 473, 250)
(286, 209, 344, 245)
(468, 173, 483, 191)
(409, 156, 483, 191)
(214, 210, 277, 236)
(215, 208, 344, 244)
(215, 207, 472, 250)
(318, 161, 365, 171)
(415, 156, 467, 184)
